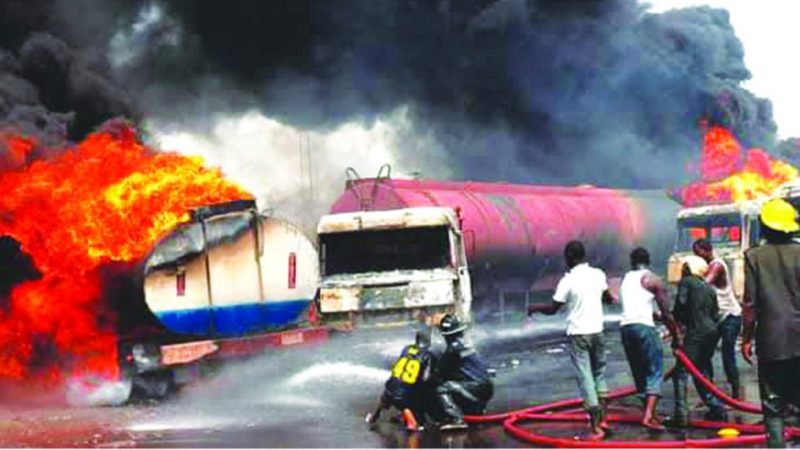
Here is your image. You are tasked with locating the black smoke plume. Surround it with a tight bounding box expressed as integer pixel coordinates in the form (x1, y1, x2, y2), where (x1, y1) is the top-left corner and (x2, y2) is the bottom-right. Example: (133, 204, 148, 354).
(0, 0, 790, 188)
(0, 0, 138, 167)
(108, 0, 779, 188)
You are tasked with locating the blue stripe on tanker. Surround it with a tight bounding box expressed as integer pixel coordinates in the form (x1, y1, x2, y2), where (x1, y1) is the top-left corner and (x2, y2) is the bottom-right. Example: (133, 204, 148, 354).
(155, 299, 311, 336)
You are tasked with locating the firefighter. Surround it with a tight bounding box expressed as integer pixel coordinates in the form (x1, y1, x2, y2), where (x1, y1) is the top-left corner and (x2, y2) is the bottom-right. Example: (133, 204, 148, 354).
(366, 329, 435, 431)
(433, 314, 494, 431)
(742, 198, 800, 448)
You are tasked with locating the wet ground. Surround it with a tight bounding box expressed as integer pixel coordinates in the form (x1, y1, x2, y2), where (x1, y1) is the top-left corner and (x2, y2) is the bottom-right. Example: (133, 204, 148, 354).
(0, 318, 779, 448)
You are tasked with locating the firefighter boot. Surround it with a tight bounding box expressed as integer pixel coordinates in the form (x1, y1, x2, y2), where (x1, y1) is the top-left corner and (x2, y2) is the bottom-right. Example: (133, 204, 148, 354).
(365, 406, 382, 426)
(437, 392, 467, 431)
(642, 394, 665, 431)
(765, 416, 786, 448)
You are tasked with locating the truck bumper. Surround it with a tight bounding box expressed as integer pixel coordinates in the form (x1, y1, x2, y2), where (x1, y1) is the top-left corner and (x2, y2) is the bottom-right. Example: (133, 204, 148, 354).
(119, 327, 330, 380)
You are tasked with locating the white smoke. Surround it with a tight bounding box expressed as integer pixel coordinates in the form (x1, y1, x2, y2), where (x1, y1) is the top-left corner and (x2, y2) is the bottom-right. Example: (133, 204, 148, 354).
(146, 106, 453, 234)
(66, 376, 132, 407)
(108, 2, 181, 69)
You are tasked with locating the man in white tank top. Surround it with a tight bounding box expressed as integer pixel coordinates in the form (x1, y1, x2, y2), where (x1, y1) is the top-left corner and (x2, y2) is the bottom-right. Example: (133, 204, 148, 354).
(692, 239, 742, 399)
(619, 247, 681, 431)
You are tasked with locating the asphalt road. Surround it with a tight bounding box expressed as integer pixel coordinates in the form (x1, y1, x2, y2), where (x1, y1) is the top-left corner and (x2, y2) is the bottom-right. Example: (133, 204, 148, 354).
(0, 318, 775, 448)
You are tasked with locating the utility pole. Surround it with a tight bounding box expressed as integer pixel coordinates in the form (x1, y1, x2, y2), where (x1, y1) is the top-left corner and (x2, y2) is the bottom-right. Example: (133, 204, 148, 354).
(298, 133, 315, 206)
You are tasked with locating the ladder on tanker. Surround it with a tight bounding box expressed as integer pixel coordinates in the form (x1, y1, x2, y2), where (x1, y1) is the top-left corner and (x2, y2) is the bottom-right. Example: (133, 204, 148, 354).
(345, 164, 392, 211)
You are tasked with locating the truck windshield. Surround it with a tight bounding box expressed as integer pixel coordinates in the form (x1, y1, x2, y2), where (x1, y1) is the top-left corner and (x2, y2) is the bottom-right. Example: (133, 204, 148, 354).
(320, 226, 451, 276)
(676, 213, 741, 252)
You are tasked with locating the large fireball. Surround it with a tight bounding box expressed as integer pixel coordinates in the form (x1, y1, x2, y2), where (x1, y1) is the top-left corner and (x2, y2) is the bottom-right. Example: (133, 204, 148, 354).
(673, 126, 798, 206)
(0, 123, 252, 385)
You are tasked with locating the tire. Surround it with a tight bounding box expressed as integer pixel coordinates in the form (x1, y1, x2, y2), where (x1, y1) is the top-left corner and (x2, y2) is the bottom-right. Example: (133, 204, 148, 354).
(131, 371, 176, 401)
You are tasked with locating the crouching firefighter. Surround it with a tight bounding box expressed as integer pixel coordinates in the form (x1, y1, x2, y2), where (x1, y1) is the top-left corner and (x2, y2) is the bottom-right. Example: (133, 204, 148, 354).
(433, 314, 494, 431)
(366, 330, 435, 431)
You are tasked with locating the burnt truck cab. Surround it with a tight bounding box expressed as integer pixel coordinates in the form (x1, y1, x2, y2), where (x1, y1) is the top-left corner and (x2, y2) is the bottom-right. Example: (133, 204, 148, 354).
(666, 200, 763, 297)
(666, 177, 800, 299)
(316, 207, 472, 329)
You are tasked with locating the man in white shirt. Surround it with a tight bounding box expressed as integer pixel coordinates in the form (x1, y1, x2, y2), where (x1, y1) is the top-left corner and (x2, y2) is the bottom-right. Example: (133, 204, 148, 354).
(528, 240, 615, 440)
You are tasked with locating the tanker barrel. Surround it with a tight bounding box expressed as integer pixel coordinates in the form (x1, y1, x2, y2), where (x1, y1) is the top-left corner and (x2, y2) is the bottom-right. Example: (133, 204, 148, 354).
(329, 178, 681, 295)
(140, 209, 318, 338)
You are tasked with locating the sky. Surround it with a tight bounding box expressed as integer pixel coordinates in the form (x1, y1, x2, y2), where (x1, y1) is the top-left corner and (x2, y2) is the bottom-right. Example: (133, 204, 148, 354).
(646, 0, 800, 138)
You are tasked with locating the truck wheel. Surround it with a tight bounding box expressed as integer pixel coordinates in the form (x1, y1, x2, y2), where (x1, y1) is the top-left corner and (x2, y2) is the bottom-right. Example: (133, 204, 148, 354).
(132, 371, 176, 401)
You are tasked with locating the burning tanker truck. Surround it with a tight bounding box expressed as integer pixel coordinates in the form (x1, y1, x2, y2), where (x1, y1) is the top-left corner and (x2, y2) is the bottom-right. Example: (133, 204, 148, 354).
(315, 170, 680, 329)
(0, 125, 328, 405)
(97, 199, 326, 403)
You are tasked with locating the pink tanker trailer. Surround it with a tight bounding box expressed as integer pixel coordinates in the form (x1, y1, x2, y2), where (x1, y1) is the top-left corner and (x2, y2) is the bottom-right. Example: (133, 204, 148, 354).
(316, 171, 680, 327)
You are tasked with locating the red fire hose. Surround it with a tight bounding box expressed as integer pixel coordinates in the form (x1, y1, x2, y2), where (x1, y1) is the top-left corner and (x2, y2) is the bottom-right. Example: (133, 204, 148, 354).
(672, 349, 761, 414)
(464, 349, 800, 447)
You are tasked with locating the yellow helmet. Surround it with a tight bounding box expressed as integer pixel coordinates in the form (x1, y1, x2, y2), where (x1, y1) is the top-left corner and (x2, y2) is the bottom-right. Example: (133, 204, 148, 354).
(760, 198, 800, 233)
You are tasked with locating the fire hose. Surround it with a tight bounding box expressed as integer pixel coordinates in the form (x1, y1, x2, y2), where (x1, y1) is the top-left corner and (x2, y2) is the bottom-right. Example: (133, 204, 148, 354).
(464, 349, 800, 447)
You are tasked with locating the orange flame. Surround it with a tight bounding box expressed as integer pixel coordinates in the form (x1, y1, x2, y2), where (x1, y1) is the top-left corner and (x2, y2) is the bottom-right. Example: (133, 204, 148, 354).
(675, 126, 798, 206)
(0, 125, 252, 386)
(0, 134, 36, 171)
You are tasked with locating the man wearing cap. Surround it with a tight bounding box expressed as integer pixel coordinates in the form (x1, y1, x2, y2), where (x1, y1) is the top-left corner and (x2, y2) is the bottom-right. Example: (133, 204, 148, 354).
(432, 314, 494, 430)
(742, 198, 800, 448)
(672, 255, 728, 424)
